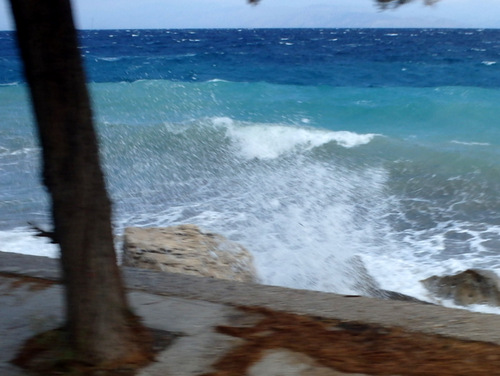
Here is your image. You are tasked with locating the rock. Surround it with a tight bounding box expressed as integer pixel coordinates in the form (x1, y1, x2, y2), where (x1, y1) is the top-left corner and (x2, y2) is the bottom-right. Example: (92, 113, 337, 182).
(122, 224, 258, 283)
(421, 269, 500, 306)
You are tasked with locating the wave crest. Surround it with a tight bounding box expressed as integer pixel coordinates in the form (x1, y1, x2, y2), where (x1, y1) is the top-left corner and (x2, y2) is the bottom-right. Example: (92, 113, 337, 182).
(214, 118, 377, 160)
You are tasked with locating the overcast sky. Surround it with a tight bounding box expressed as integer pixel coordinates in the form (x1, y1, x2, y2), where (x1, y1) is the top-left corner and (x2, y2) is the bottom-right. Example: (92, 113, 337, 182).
(1, 0, 500, 30)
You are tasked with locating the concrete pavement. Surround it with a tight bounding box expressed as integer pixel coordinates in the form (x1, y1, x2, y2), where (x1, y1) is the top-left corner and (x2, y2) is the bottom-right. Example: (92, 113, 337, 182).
(3, 251, 500, 375)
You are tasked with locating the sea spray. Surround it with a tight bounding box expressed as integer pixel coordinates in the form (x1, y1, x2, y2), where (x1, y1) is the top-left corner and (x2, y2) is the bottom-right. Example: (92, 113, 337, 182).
(102, 115, 390, 294)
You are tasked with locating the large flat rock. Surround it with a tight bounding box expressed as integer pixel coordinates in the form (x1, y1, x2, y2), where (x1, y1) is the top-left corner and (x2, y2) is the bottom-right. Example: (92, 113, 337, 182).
(122, 225, 258, 283)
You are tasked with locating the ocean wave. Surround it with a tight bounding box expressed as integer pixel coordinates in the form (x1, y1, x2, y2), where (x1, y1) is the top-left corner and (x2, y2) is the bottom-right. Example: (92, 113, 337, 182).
(450, 140, 491, 146)
(0, 82, 21, 87)
(207, 78, 230, 83)
(96, 57, 123, 62)
(216, 118, 377, 160)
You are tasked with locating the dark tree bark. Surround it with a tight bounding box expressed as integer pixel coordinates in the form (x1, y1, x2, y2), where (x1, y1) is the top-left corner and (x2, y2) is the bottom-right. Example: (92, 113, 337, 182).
(8, 0, 151, 367)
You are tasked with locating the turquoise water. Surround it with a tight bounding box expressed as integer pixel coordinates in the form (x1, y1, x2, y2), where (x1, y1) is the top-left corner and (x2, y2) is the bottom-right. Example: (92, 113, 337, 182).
(1, 29, 500, 311)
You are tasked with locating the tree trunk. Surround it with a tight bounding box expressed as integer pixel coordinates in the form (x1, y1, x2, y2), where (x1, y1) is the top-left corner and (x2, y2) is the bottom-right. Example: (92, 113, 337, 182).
(8, 0, 151, 367)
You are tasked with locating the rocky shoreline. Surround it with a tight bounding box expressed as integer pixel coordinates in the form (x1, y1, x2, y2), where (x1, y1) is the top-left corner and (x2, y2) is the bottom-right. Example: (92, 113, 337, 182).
(122, 225, 500, 310)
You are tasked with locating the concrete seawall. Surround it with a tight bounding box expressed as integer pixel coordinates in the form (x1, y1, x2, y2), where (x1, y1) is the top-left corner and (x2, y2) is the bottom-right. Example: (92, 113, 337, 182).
(3, 250, 500, 375)
(3, 250, 500, 344)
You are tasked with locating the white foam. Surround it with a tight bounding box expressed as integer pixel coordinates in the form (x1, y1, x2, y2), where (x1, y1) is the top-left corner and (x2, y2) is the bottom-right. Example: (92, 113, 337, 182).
(97, 57, 122, 62)
(210, 116, 234, 127)
(241, 163, 390, 294)
(0, 228, 58, 258)
(224, 121, 377, 160)
(360, 217, 500, 310)
(207, 78, 230, 83)
(0, 82, 20, 87)
(450, 140, 490, 146)
(426, 295, 500, 316)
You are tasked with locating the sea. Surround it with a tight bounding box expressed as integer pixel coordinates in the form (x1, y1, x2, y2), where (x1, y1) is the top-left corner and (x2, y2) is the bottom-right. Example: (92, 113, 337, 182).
(1, 28, 500, 313)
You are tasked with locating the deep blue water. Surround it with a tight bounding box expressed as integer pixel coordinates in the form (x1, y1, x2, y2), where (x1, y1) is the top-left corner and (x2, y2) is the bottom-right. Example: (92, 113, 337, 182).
(2, 28, 500, 310)
(2, 29, 500, 87)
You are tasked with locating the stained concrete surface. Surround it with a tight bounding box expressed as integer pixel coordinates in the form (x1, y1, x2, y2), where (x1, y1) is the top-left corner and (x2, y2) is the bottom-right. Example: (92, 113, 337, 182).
(3, 251, 500, 375)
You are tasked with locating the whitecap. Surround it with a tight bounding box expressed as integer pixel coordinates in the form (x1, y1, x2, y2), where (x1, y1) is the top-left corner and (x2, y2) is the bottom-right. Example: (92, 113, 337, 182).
(450, 140, 490, 146)
(223, 121, 377, 160)
(0, 82, 20, 87)
(207, 78, 230, 83)
(97, 57, 122, 62)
